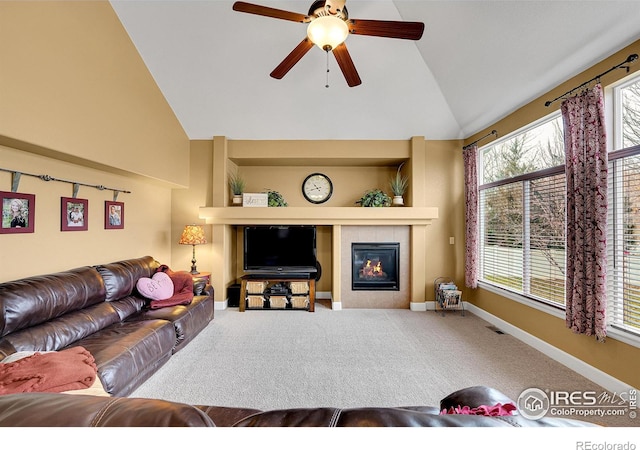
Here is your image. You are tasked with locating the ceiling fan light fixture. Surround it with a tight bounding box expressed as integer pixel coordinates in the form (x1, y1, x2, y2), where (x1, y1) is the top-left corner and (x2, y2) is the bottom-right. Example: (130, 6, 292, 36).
(307, 15, 349, 51)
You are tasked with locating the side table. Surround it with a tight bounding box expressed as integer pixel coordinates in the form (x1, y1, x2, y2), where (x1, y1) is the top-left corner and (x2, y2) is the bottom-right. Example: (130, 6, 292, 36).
(190, 271, 210, 296)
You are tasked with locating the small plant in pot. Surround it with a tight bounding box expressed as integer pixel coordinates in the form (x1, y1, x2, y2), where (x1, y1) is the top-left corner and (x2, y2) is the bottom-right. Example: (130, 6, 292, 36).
(228, 171, 245, 205)
(266, 189, 288, 207)
(389, 163, 409, 206)
(356, 189, 391, 207)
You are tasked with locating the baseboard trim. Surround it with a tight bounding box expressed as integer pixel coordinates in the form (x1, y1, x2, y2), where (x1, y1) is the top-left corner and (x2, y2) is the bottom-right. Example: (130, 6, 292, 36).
(465, 303, 635, 393)
(215, 300, 227, 310)
(411, 301, 469, 313)
(410, 301, 427, 311)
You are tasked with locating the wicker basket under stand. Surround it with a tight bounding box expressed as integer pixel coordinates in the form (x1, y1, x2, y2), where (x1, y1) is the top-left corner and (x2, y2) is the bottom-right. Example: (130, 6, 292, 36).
(239, 275, 315, 312)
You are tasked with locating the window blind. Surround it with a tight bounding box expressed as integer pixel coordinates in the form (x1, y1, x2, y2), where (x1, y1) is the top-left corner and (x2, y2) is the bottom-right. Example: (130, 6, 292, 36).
(479, 171, 566, 306)
(609, 152, 640, 333)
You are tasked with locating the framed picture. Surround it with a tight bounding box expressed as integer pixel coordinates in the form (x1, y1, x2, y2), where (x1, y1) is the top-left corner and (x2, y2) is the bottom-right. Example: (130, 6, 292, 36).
(61, 197, 88, 231)
(0, 191, 35, 234)
(104, 201, 124, 229)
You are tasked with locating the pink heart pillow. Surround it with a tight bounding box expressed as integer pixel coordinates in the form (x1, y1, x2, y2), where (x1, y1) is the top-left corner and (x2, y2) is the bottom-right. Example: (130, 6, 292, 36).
(136, 272, 174, 301)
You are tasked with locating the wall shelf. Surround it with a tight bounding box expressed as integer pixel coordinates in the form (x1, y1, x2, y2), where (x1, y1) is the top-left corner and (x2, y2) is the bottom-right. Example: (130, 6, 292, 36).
(199, 206, 438, 226)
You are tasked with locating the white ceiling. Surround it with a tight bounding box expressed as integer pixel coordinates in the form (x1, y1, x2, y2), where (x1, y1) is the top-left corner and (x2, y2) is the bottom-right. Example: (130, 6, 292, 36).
(110, 0, 640, 141)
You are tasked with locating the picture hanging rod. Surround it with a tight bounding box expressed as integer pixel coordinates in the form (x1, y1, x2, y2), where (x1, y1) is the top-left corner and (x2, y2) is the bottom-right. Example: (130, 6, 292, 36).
(544, 53, 639, 107)
(0, 167, 131, 198)
(463, 130, 498, 150)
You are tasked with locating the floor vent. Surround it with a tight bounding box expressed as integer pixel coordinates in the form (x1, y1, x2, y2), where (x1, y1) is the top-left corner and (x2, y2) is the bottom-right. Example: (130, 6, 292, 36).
(487, 325, 506, 335)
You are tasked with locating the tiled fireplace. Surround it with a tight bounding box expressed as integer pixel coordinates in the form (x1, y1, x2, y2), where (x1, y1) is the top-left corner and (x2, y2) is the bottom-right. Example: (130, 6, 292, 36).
(340, 226, 410, 308)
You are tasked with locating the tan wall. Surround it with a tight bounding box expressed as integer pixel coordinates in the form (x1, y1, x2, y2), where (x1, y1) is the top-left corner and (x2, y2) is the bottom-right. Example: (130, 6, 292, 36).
(422, 140, 466, 295)
(238, 165, 401, 208)
(0, 1, 189, 187)
(170, 141, 214, 273)
(189, 137, 463, 300)
(0, 145, 172, 281)
(315, 226, 333, 292)
(464, 39, 640, 388)
(0, 1, 189, 281)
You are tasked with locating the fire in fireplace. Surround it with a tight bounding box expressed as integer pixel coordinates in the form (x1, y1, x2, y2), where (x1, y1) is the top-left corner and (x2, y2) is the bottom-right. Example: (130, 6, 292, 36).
(351, 242, 400, 291)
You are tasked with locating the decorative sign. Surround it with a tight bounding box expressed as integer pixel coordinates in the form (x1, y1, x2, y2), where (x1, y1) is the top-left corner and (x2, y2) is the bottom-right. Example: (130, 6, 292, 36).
(242, 193, 268, 207)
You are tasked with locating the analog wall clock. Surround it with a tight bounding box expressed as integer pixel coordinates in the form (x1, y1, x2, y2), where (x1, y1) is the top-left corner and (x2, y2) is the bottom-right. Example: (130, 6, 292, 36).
(302, 173, 333, 204)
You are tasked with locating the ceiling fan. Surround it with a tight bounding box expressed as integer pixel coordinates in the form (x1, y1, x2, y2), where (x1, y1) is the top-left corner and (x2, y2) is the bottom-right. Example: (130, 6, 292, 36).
(232, 0, 425, 87)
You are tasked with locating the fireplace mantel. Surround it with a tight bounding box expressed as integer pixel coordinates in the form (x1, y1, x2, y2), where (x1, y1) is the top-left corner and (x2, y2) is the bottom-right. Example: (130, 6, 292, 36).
(199, 206, 438, 225)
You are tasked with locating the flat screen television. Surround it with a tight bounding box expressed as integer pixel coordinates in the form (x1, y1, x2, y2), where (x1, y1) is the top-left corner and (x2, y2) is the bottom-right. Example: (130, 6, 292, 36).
(243, 225, 317, 274)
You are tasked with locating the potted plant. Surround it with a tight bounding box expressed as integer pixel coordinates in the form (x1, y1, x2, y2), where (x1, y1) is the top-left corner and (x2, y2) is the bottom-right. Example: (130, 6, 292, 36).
(355, 189, 391, 207)
(266, 189, 287, 207)
(389, 163, 409, 206)
(229, 171, 245, 205)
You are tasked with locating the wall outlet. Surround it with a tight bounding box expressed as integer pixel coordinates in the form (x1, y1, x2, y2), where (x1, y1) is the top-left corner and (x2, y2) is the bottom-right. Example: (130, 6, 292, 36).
(449, 237, 455, 245)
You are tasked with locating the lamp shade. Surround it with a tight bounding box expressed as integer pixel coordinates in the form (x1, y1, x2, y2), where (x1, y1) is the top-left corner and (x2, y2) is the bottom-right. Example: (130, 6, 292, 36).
(179, 225, 207, 245)
(307, 15, 349, 51)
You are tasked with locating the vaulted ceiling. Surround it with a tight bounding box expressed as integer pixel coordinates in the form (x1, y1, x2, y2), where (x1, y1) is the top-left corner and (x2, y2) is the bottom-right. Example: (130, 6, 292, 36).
(110, 0, 640, 141)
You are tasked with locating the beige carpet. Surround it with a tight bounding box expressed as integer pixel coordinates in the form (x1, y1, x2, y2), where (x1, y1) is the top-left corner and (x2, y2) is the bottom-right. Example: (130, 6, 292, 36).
(132, 301, 637, 427)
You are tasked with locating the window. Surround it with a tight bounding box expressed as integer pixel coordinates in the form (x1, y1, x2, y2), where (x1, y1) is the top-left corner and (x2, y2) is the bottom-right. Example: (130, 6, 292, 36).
(479, 115, 566, 307)
(608, 149, 640, 334)
(477, 73, 640, 340)
(620, 77, 640, 148)
(608, 73, 640, 335)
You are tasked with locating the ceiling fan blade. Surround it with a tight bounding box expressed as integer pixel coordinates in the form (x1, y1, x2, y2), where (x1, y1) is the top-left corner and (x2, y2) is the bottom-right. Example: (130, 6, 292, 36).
(232, 1, 310, 23)
(332, 43, 361, 87)
(348, 19, 425, 40)
(270, 38, 315, 80)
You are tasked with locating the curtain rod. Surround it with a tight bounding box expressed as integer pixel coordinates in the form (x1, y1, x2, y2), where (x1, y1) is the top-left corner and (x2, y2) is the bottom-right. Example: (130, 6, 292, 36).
(544, 53, 638, 107)
(463, 130, 498, 150)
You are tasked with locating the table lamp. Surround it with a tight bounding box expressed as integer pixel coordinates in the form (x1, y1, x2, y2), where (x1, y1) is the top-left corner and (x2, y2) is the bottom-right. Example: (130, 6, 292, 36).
(179, 224, 207, 274)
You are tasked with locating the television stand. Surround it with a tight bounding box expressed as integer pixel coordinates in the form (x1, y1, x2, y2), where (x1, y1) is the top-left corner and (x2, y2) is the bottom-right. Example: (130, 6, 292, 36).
(239, 273, 315, 312)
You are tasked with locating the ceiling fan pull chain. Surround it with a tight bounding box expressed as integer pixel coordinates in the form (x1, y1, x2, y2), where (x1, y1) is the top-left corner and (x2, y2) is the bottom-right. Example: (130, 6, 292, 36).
(325, 50, 330, 88)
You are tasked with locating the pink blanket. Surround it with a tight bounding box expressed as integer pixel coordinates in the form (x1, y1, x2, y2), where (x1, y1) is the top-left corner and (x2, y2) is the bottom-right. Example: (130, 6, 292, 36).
(150, 265, 194, 309)
(440, 402, 516, 416)
(0, 346, 97, 395)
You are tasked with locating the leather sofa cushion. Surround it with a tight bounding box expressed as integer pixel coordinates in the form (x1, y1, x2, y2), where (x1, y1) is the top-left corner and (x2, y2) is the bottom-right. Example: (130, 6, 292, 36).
(107, 295, 147, 321)
(231, 406, 597, 427)
(0, 393, 215, 426)
(131, 291, 214, 353)
(0, 266, 106, 337)
(96, 256, 159, 302)
(196, 405, 263, 427)
(73, 319, 175, 396)
(0, 387, 598, 427)
(0, 301, 121, 354)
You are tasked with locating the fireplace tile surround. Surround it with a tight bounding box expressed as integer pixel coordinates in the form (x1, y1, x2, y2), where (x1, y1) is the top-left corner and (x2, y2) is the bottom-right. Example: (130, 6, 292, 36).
(341, 226, 410, 308)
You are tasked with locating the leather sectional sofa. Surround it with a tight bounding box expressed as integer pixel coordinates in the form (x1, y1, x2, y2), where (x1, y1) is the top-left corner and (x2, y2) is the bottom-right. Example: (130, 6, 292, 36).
(0, 385, 595, 427)
(0, 256, 213, 397)
(0, 260, 594, 427)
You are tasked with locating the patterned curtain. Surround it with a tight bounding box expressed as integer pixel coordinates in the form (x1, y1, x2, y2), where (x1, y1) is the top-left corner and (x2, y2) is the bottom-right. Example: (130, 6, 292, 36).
(561, 84, 607, 341)
(463, 144, 479, 289)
